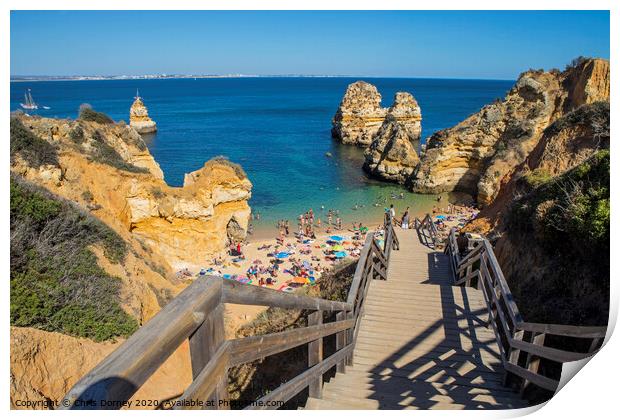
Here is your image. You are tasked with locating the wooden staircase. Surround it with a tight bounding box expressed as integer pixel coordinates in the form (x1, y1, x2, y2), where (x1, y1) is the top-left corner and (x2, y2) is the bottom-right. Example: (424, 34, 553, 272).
(62, 215, 605, 410)
(305, 228, 527, 409)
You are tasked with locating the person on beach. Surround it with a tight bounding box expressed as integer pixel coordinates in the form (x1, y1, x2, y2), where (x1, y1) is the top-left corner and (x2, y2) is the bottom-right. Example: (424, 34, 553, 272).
(401, 207, 410, 229)
(285, 220, 290, 236)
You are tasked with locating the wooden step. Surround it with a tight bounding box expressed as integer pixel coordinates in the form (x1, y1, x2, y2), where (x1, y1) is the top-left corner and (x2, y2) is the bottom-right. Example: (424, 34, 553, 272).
(326, 372, 520, 399)
(322, 382, 527, 409)
(353, 342, 502, 368)
(344, 366, 511, 391)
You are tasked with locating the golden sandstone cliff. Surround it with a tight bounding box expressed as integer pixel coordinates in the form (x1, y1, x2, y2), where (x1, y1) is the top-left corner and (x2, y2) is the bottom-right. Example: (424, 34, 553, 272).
(129, 94, 157, 134)
(411, 58, 610, 206)
(363, 92, 422, 184)
(331, 81, 387, 146)
(11, 114, 252, 269)
(10, 112, 252, 408)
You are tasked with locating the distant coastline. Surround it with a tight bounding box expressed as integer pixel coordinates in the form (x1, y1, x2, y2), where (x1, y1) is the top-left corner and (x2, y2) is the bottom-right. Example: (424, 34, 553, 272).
(10, 74, 354, 82)
(11, 74, 516, 83)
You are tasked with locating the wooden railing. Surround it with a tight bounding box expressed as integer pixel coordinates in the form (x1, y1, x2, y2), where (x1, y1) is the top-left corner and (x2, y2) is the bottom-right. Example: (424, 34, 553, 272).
(61, 219, 400, 410)
(445, 227, 607, 396)
(414, 213, 440, 249)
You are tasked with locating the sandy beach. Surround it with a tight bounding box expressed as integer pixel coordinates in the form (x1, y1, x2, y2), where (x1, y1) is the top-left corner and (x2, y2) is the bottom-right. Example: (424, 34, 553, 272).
(174, 201, 479, 336)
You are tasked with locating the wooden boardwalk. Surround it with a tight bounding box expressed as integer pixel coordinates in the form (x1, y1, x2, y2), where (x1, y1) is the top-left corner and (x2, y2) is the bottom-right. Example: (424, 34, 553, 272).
(306, 227, 527, 409)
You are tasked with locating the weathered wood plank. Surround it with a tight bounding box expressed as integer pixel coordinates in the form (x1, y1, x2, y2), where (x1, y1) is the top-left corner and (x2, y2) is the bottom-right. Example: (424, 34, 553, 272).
(189, 302, 228, 409)
(308, 310, 323, 398)
(60, 276, 222, 409)
(174, 342, 230, 410)
(222, 278, 351, 312)
(228, 318, 353, 366)
(246, 344, 353, 410)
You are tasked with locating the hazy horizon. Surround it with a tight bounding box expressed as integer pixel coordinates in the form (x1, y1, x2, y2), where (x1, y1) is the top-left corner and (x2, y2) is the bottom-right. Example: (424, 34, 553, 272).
(11, 10, 610, 79)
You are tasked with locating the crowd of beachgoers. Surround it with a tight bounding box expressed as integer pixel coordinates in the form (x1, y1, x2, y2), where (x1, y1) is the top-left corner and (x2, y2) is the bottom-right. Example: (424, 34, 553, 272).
(174, 197, 480, 293)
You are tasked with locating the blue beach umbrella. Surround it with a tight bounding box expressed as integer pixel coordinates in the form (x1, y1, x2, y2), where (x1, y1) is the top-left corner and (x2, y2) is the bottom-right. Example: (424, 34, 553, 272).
(436, 215, 446, 220)
(334, 251, 347, 259)
(275, 252, 290, 259)
(329, 235, 344, 242)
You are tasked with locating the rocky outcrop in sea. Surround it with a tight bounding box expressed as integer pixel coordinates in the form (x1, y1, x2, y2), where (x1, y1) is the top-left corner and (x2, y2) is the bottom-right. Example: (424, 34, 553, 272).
(129, 95, 157, 134)
(363, 92, 422, 184)
(331, 81, 386, 146)
(411, 58, 610, 206)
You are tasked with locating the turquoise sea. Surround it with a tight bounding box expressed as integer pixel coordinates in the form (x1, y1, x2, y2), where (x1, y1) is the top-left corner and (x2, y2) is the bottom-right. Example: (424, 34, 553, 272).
(10, 77, 513, 235)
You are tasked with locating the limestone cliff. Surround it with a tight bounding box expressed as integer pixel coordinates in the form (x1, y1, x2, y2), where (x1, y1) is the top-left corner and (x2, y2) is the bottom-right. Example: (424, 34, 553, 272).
(10, 327, 192, 409)
(363, 92, 422, 184)
(10, 114, 252, 408)
(331, 81, 387, 146)
(411, 58, 610, 205)
(461, 100, 609, 327)
(129, 95, 157, 134)
(11, 114, 252, 269)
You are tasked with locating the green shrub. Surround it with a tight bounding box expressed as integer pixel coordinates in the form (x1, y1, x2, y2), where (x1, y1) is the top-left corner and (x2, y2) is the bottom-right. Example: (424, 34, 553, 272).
(81, 190, 94, 202)
(10, 118, 59, 168)
(207, 156, 248, 179)
(10, 176, 136, 341)
(69, 124, 85, 143)
(507, 150, 609, 325)
(78, 104, 114, 124)
(151, 187, 165, 199)
(522, 168, 552, 189)
(88, 130, 149, 174)
(546, 102, 610, 137)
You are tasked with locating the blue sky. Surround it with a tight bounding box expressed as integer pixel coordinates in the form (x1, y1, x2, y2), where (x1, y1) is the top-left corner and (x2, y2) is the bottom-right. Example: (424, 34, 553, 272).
(10, 10, 609, 79)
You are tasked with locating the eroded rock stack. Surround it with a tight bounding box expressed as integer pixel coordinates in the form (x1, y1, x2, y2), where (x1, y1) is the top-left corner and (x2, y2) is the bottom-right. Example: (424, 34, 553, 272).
(411, 58, 610, 205)
(331, 81, 387, 146)
(363, 92, 422, 184)
(129, 94, 157, 134)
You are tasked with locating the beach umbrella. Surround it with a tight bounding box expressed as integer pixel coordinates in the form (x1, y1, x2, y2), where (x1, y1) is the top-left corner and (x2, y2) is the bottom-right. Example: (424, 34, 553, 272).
(436, 215, 446, 220)
(334, 251, 347, 259)
(292, 276, 312, 284)
(329, 235, 344, 242)
(331, 245, 345, 252)
(275, 252, 289, 259)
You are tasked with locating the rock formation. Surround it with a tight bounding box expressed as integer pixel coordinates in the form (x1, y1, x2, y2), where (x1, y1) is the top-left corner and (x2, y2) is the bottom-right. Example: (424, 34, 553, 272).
(10, 326, 192, 409)
(331, 81, 387, 146)
(332, 81, 423, 149)
(363, 92, 422, 184)
(11, 114, 252, 270)
(129, 93, 157, 134)
(10, 113, 254, 407)
(411, 58, 610, 206)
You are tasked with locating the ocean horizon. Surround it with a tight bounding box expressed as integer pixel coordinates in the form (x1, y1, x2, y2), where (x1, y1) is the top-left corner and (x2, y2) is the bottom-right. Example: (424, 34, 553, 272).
(10, 77, 514, 235)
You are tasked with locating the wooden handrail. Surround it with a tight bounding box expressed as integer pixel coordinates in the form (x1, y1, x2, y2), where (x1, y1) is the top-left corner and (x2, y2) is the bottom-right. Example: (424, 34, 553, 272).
(444, 227, 607, 396)
(415, 213, 441, 249)
(61, 222, 400, 410)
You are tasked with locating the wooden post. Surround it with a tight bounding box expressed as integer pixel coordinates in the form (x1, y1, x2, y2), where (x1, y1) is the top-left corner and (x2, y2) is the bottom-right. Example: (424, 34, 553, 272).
(520, 332, 545, 396)
(308, 310, 324, 398)
(503, 329, 524, 387)
(189, 303, 229, 409)
(346, 310, 355, 367)
(336, 311, 347, 374)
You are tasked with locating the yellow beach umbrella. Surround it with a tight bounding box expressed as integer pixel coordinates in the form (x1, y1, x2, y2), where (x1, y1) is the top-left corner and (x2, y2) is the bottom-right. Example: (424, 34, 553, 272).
(331, 245, 345, 252)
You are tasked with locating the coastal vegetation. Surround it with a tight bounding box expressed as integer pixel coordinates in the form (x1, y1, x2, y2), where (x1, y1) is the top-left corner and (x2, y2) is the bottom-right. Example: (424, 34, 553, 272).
(545, 101, 610, 137)
(506, 150, 610, 326)
(10, 118, 58, 168)
(10, 176, 138, 341)
(207, 155, 248, 179)
(78, 103, 115, 124)
(87, 129, 149, 174)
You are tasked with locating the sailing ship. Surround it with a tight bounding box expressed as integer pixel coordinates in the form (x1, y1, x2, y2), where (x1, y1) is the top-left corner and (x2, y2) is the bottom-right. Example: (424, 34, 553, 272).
(20, 89, 38, 110)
